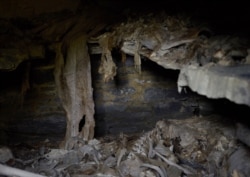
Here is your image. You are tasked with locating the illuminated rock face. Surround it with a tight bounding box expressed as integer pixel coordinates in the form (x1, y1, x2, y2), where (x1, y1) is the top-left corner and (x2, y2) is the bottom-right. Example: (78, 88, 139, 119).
(178, 64, 250, 107)
(0, 53, 203, 143)
(92, 56, 202, 136)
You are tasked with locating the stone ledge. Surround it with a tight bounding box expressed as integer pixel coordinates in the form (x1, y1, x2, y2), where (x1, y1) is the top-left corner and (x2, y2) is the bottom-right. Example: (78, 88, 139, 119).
(178, 64, 250, 106)
(90, 41, 250, 107)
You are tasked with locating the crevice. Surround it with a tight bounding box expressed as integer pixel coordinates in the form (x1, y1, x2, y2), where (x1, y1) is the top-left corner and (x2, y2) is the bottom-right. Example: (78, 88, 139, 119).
(78, 115, 85, 132)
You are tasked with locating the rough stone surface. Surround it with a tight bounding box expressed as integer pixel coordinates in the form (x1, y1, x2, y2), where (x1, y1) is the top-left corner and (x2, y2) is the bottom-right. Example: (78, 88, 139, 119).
(54, 35, 95, 145)
(178, 64, 250, 106)
(0, 58, 65, 144)
(91, 56, 205, 136)
(0, 52, 206, 143)
(229, 146, 250, 176)
(7, 114, 66, 144)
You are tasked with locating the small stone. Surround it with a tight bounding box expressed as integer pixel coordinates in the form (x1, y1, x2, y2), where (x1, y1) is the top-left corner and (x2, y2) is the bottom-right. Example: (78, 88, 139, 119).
(0, 146, 14, 163)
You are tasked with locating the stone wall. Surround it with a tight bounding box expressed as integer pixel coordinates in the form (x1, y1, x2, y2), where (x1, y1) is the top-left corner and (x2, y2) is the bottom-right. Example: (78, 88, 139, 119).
(0, 58, 66, 144)
(91, 53, 206, 136)
(0, 52, 215, 144)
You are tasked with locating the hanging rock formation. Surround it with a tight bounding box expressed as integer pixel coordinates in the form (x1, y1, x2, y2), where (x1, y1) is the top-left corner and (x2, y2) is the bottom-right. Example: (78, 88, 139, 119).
(54, 35, 95, 148)
(90, 13, 250, 107)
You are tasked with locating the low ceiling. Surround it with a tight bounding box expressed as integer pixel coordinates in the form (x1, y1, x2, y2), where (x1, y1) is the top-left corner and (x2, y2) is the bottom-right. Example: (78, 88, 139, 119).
(1, 0, 250, 106)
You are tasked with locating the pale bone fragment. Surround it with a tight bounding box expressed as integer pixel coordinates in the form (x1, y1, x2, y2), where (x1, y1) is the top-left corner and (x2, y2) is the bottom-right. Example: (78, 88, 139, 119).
(117, 133, 128, 167)
(98, 33, 117, 82)
(160, 39, 195, 51)
(45, 149, 69, 160)
(117, 148, 127, 167)
(150, 38, 195, 57)
(64, 136, 85, 150)
(0, 164, 47, 177)
(103, 155, 116, 168)
(141, 163, 167, 177)
(214, 136, 229, 151)
(140, 170, 157, 177)
(153, 150, 193, 175)
(148, 137, 155, 159)
(0, 146, 13, 163)
(179, 131, 196, 148)
(55, 163, 80, 173)
(207, 150, 225, 168)
(118, 157, 142, 177)
(38, 168, 58, 177)
(79, 144, 100, 165)
(155, 120, 169, 140)
(154, 142, 178, 163)
(213, 50, 225, 59)
(134, 40, 141, 74)
(232, 169, 243, 177)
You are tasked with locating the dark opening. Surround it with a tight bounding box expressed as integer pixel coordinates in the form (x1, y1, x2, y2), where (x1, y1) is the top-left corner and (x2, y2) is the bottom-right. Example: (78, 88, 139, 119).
(78, 115, 86, 132)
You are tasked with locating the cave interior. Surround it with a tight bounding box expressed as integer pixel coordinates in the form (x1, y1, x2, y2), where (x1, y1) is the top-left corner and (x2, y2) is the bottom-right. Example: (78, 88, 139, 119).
(1, 0, 250, 176)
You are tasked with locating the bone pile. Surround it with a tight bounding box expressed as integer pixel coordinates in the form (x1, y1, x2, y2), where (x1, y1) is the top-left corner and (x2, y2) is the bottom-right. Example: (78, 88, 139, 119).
(1, 115, 250, 177)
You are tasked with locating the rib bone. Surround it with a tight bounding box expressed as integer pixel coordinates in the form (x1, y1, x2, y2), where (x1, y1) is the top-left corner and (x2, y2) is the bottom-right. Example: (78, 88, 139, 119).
(0, 164, 47, 177)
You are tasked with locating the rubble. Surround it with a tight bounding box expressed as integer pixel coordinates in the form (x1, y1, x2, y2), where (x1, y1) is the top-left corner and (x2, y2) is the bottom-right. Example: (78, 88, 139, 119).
(1, 116, 250, 177)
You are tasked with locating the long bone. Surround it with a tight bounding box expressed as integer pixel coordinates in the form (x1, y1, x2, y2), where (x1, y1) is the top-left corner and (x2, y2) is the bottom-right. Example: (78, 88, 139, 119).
(0, 164, 47, 177)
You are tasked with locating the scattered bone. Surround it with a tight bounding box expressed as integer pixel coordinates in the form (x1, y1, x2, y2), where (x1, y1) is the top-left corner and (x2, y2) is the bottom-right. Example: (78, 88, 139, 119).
(3, 116, 250, 177)
(141, 163, 166, 177)
(153, 149, 193, 175)
(0, 164, 47, 177)
(79, 144, 100, 165)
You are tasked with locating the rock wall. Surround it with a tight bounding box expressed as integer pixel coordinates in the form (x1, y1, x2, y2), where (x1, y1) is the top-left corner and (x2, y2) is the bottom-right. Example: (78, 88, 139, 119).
(91, 54, 208, 136)
(1, 53, 250, 145)
(0, 58, 66, 144)
(0, 52, 216, 144)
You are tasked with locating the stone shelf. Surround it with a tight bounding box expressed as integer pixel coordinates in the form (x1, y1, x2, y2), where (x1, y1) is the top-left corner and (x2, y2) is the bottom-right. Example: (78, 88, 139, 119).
(177, 64, 250, 107)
